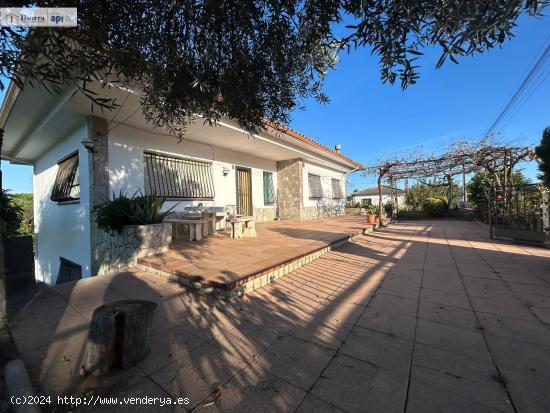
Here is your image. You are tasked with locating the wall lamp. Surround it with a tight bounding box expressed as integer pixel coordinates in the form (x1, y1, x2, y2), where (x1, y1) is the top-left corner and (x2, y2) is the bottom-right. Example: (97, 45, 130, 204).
(81, 139, 95, 153)
(222, 167, 230, 176)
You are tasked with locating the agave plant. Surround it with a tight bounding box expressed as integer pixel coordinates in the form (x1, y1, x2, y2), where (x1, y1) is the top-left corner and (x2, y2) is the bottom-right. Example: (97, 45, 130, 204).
(93, 190, 179, 233)
(129, 193, 178, 225)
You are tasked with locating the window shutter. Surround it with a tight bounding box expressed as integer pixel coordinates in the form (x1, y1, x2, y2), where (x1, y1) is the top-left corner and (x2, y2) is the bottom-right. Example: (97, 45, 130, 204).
(144, 151, 215, 199)
(308, 174, 323, 198)
(332, 179, 343, 199)
(51, 153, 80, 202)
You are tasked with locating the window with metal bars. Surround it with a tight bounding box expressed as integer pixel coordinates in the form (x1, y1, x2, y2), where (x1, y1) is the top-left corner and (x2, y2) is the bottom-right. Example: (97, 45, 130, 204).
(50, 152, 80, 203)
(332, 179, 343, 199)
(144, 151, 215, 199)
(308, 173, 323, 198)
(263, 171, 275, 204)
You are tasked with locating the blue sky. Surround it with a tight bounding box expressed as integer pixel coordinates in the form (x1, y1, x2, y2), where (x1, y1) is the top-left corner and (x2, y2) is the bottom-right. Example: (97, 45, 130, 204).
(1, 13, 549, 194)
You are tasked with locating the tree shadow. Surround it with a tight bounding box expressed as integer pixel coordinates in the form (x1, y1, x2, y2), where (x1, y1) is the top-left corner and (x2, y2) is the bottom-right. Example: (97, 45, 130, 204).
(8, 220, 550, 411)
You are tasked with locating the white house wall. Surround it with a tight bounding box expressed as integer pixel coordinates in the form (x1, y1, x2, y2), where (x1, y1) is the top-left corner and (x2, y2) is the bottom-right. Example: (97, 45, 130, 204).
(108, 124, 277, 218)
(302, 161, 346, 218)
(352, 194, 406, 207)
(33, 122, 91, 284)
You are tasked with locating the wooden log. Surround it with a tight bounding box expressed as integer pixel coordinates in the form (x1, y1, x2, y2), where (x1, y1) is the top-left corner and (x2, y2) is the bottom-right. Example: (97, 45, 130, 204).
(83, 300, 157, 376)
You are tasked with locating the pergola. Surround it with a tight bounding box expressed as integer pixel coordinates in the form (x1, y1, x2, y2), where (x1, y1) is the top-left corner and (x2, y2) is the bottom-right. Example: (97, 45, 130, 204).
(361, 139, 536, 217)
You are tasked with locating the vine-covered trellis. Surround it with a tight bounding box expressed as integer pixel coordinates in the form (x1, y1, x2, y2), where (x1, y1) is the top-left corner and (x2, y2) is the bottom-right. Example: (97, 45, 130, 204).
(361, 138, 536, 218)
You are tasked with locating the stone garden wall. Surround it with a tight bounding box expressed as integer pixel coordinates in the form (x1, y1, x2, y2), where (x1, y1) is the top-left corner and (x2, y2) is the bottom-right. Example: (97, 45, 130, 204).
(95, 223, 172, 276)
(253, 207, 277, 222)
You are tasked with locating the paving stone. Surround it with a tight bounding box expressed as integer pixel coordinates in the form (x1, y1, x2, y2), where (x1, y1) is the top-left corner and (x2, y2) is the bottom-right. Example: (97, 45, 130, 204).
(377, 277, 421, 299)
(477, 311, 550, 345)
(341, 327, 413, 374)
(469, 295, 536, 320)
(80, 370, 186, 413)
(418, 299, 478, 331)
(484, 334, 550, 379)
(138, 321, 206, 374)
(411, 365, 513, 412)
(368, 292, 418, 316)
(211, 367, 306, 412)
(415, 318, 491, 362)
(530, 306, 550, 324)
(514, 292, 550, 309)
(311, 354, 408, 413)
(421, 272, 464, 293)
(406, 378, 507, 413)
(412, 342, 498, 384)
(500, 366, 550, 413)
(356, 307, 416, 340)
(420, 287, 472, 310)
(10, 220, 550, 412)
(150, 343, 245, 409)
(255, 335, 335, 389)
(296, 393, 347, 412)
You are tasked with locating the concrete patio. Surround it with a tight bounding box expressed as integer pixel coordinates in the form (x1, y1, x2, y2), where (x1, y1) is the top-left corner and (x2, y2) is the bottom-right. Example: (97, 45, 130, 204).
(8, 220, 550, 412)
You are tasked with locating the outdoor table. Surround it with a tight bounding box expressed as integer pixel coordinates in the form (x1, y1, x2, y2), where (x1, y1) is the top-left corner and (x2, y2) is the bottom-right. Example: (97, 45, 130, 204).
(165, 218, 207, 241)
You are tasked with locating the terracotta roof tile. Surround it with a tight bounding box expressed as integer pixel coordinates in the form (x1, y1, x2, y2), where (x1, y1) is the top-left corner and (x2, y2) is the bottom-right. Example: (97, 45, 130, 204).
(263, 120, 366, 170)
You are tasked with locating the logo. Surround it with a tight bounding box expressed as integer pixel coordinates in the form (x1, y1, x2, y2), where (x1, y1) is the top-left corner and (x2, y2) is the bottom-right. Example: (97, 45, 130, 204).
(0, 7, 77, 27)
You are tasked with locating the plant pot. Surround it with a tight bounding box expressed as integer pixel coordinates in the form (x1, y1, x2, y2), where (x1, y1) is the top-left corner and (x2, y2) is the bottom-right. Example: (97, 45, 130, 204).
(375, 216, 380, 223)
(367, 214, 377, 224)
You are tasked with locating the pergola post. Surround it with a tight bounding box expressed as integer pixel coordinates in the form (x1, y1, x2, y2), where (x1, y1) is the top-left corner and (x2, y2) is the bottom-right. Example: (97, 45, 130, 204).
(377, 168, 383, 219)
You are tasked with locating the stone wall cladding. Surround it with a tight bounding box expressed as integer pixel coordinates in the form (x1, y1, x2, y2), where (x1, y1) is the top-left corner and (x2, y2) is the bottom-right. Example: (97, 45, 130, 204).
(88, 116, 110, 276)
(276, 158, 303, 221)
(96, 223, 172, 276)
(254, 207, 277, 222)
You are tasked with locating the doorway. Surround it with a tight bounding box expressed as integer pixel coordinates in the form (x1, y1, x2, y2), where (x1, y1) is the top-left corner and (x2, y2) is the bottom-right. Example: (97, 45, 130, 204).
(236, 167, 253, 216)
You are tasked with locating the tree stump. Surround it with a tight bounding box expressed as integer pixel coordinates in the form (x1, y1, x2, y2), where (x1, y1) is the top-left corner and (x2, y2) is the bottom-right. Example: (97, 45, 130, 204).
(84, 300, 157, 376)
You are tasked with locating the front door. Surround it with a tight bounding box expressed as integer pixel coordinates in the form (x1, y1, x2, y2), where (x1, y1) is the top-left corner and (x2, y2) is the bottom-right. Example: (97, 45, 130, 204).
(236, 167, 253, 216)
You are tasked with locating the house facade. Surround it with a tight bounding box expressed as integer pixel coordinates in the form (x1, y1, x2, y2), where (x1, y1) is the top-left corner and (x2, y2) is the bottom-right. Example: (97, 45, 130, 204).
(351, 186, 406, 208)
(1, 81, 364, 284)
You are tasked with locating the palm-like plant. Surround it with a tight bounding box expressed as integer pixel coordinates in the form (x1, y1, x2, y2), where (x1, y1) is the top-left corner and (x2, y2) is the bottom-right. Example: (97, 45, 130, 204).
(93, 190, 178, 234)
(0, 189, 24, 237)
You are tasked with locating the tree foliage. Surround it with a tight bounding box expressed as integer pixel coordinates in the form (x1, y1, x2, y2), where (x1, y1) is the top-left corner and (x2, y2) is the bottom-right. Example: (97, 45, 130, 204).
(1, 0, 546, 136)
(0, 190, 24, 237)
(405, 180, 461, 210)
(535, 127, 550, 186)
(467, 171, 531, 221)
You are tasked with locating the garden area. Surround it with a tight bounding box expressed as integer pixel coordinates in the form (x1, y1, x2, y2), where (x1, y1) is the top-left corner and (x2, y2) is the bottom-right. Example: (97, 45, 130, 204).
(345, 131, 549, 248)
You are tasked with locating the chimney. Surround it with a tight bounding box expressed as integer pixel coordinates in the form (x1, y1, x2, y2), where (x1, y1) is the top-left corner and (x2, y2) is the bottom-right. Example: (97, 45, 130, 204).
(334, 144, 342, 153)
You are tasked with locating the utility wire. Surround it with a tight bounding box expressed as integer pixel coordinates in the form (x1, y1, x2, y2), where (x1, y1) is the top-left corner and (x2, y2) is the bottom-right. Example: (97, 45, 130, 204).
(484, 37, 550, 138)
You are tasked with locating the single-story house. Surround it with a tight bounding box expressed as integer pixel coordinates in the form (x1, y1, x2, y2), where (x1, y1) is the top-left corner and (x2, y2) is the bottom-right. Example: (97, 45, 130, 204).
(0, 81, 365, 284)
(351, 186, 406, 208)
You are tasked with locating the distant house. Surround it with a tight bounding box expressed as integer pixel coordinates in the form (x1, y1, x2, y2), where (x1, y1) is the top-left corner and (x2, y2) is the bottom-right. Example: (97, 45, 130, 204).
(351, 186, 406, 207)
(0, 80, 365, 284)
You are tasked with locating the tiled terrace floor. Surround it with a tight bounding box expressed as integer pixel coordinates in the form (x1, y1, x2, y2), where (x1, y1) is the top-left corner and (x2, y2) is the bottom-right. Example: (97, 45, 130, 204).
(9, 220, 550, 412)
(138, 215, 368, 288)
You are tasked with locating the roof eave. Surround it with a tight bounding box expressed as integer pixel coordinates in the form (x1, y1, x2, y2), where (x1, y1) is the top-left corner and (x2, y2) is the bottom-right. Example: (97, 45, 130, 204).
(0, 80, 21, 130)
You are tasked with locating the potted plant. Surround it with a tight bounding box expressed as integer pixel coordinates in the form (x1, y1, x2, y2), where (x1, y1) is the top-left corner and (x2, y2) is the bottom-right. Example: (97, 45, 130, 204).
(365, 204, 378, 224)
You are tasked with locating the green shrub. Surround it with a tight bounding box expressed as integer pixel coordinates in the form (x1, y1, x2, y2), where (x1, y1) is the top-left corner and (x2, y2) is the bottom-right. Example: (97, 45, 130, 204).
(93, 190, 178, 233)
(384, 201, 394, 215)
(364, 203, 378, 215)
(438, 196, 450, 210)
(0, 189, 24, 237)
(422, 197, 447, 218)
